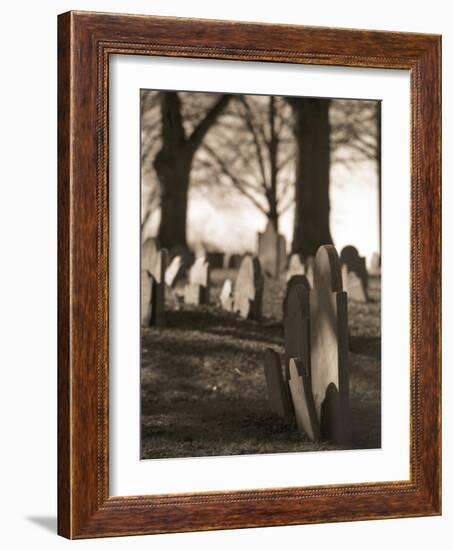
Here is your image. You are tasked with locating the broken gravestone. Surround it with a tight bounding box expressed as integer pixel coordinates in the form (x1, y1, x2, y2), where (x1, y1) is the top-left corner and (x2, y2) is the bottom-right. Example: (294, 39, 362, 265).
(233, 255, 264, 320)
(310, 245, 350, 444)
(263, 349, 293, 419)
(219, 279, 234, 311)
(283, 275, 311, 381)
(185, 256, 210, 305)
(257, 220, 287, 278)
(288, 358, 320, 441)
(141, 237, 168, 325)
(340, 245, 368, 302)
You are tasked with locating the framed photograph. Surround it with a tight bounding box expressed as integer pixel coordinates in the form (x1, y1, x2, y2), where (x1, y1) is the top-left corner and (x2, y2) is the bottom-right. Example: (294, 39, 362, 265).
(58, 11, 441, 539)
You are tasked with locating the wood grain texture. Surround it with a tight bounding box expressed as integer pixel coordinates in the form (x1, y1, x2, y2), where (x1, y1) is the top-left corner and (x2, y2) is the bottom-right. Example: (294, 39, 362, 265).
(57, 10, 441, 539)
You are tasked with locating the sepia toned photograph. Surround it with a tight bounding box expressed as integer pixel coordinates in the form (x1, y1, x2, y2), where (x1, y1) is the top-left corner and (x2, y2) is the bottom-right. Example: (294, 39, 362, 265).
(140, 89, 381, 460)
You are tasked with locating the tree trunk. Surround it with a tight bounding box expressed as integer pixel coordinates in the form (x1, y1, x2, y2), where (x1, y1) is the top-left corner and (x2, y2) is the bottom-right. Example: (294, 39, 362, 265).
(152, 92, 231, 251)
(154, 148, 192, 251)
(290, 98, 333, 257)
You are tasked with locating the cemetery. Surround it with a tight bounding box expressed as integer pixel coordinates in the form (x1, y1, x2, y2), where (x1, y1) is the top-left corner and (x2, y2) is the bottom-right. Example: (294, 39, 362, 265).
(140, 235, 381, 459)
(140, 90, 381, 459)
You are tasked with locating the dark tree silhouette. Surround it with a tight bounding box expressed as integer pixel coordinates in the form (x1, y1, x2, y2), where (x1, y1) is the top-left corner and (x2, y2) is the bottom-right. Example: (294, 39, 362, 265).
(288, 97, 333, 257)
(141, 91, 231, 250)
(289, 97, 380, 257)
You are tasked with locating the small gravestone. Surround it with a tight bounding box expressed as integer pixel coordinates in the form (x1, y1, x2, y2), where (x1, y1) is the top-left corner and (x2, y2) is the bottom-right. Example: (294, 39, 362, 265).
(286, 253, 305, 281)
(370, 252, 381, 275)
(165, 255, 186, 288)
(340, 245, 368, 302)
(341, 264, 367, 302)
(184, 284, 203, 305)
(257, 221, 287, 278)
(288, 358, 320, 441)
(310, 245, 350, 444)
(193, 243, 207, 259)
(305, 256, 315, 288)
(283, 276, 311, 380)
(219, 279, 234, 311)
(141, 270, 153, 327)
(142, 238, 167, 325)
(185, 256, 210, 305)
(233, 255, 264, 320)
(263, 349, 293, 419)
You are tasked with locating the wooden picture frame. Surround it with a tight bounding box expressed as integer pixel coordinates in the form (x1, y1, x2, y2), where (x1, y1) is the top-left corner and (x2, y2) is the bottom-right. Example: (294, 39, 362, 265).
(58, 10, 441, 539)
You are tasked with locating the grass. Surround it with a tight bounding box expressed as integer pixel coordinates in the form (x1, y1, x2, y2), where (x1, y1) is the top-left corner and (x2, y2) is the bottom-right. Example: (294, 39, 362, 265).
(140, 268, 381, 459)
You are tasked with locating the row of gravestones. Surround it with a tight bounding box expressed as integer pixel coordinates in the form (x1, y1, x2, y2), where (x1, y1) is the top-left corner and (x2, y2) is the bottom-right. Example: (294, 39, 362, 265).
(141, 238, 211, 327)
(264, 245, 350, 445)
(286, 245, 378, 303)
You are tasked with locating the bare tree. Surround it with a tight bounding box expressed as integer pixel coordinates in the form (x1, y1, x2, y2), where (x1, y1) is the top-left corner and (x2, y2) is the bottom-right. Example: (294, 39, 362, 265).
(288, 97, 380, 257)
(140, 90, 231, 250)
(195, 95, 295, 231)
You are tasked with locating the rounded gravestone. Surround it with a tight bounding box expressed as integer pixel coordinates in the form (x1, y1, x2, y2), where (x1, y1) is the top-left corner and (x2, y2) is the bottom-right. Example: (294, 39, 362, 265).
(233, 255, 263, 319)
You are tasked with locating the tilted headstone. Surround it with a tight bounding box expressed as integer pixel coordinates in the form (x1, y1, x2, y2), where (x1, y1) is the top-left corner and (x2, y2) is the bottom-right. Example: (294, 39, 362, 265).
(165, 255, 186, 288)
(219, 279, 234, 311)
(141, 238, 167, 325)
(370, 252, 381, 275)
(340, 245, 368, 302)
(283, 275, 311, 381)
(233, 255, 264, 320)
(286, 253, 305, 282)
(141, 270, 153, 327)
(288, 358, 320, 441)
(257, 220, 287, 278)
(310, 245, 350, 444)
(263, 349, 293, 419)
(185, 256, 210, 305)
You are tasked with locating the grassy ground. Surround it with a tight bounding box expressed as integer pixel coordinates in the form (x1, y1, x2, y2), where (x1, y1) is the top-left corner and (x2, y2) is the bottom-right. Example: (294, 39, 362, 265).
(141, 268, 381, 459)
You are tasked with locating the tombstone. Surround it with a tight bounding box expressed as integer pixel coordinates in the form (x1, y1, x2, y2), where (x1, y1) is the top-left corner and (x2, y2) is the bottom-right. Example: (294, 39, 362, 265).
(141, 270, 153, 327)
(184, 284, 203, 305)
(193, 243, 207, 259)
(288, 358, 320, 441)
(370, 252, 381, 276)
(219, 279, 234, 311)
(283, 276, 311, 380)
(141, 238, 167, 325)
(341, 264, 367, 302)
(340, 245, 368, 302)
(305, 256, 315, 288)
(263, 349, 293, 419)
(165, 255, 186, 288)
(286, 253, 305, 282)
(257, 221, 287, 278)
(185, 256, 210, 305)
(233, 255, 264, 320)
(310, 245, 350, 444)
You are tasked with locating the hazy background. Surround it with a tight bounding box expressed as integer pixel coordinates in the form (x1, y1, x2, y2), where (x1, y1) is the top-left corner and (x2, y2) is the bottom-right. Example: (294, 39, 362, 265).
(141, 91, 379, 263)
